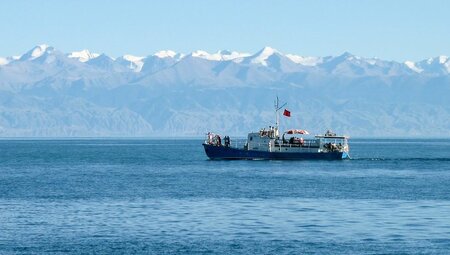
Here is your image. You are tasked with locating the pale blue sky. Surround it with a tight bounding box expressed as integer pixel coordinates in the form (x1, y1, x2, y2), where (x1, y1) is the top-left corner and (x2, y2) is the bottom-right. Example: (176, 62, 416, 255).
(0, 0, 448, 61)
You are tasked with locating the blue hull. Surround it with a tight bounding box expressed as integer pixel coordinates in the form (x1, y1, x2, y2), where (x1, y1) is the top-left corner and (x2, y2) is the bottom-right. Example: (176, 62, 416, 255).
(203, 144, 349, 160)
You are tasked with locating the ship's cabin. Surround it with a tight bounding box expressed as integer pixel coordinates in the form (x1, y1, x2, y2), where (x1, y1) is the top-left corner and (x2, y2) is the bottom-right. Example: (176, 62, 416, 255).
(247, 126, 279, 151)
(315, 134, 349, 153)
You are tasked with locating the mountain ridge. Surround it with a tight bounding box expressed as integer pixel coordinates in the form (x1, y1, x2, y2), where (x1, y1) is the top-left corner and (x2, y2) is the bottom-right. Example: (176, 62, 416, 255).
(2, 45, 449, 75)
(0, 45, 449, 137)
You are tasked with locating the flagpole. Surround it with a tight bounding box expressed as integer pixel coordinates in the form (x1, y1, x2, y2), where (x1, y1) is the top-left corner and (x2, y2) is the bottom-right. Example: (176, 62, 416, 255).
(275, 96, 286, 138)
(275, 96, 279, 130)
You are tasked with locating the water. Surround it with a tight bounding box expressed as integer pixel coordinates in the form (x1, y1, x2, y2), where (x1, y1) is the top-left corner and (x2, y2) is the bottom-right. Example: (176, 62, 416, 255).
(0, 139, 449, 254)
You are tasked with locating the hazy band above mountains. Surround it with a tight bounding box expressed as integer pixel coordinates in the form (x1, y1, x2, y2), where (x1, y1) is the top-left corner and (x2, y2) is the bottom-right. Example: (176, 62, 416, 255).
(0, 45, 449, 137)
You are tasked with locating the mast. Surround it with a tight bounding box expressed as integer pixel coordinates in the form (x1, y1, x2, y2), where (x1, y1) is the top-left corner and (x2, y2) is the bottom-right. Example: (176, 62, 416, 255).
(275, 96, 278, 129)
(274, 96, 286, 137)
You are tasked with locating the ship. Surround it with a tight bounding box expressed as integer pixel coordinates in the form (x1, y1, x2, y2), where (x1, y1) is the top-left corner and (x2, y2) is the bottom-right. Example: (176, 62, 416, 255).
(202, 98, 350, 160)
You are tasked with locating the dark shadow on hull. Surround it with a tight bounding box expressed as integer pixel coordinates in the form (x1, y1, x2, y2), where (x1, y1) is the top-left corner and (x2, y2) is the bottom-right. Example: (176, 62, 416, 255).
(203, 144, 349, 160)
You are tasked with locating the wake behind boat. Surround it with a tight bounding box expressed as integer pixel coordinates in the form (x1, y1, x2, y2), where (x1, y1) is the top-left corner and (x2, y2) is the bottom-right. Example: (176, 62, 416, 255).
(203, 98, 350, 160)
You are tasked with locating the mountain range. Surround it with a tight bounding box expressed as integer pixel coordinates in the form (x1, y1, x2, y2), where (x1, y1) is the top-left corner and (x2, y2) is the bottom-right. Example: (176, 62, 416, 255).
(0, 44, 449, 137)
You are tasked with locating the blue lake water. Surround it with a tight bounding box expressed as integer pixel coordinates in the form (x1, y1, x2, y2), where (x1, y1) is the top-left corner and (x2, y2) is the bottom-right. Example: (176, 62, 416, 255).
(0, 139, 449, 254)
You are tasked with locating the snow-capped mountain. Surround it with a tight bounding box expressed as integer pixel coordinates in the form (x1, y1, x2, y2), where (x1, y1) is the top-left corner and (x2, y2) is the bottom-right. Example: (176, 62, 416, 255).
(190, 50, 249, 61)
(19, 44, 54, 61)
(0, 45, 449, 137)
(285, 54, 322, 66)
(0, 57, 10, 65)
(411, 56, 450, 74)
(67, 49, 100, 62)
(4, 44, 445, 76)
(246, 46, 280, 66)
(115, 54, 145, 72)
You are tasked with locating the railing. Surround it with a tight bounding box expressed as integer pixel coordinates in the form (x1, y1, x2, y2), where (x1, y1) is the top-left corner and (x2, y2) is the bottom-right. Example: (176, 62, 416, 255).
(206, 138, 247, 149)
(222, 139, 321, 153)
(273, 142, 320, 153)
(229, 139, 247, 149)
(206, 137, 348, 153)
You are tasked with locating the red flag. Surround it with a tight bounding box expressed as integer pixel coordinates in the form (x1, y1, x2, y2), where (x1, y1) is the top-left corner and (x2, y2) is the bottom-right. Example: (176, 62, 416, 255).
(283, 109, 291, 117)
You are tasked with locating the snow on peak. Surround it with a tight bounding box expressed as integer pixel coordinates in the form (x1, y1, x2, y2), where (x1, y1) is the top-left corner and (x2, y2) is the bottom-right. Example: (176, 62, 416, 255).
(20, 44, 54, 60)
(68, 49, 100, 62)
(424, 56, 448, 65)
(190, 50, 250, 61)
(436, 56, 450, 73)
(32, 44, 52, 56)
(0, 57, 9, 65)
(286, 54, 322, 66)
(404, 61, 423, 73)
(259, 46, 278, 56)
(420, 56, 449, 72)
(438, 55, 449, 64)
(121, 54, 144, 72)
(365, 58, 379, 65)
(219, 50, 250, 61)
(154, 50, 177, 58)
(123, 54, 144, 62)
(251, 46, 280, 66)
(191, 50, 213, 59)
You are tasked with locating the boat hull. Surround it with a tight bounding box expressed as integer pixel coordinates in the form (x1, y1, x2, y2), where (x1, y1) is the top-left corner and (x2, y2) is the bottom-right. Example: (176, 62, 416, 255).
(203, 144, 349, 160)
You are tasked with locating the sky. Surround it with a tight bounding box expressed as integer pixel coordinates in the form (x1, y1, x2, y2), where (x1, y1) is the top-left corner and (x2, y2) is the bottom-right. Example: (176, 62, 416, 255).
(0, 0, 448, 61)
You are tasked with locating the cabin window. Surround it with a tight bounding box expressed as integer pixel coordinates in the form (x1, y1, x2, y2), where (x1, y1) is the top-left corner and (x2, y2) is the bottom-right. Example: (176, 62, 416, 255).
(250, 137, 253, 141)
